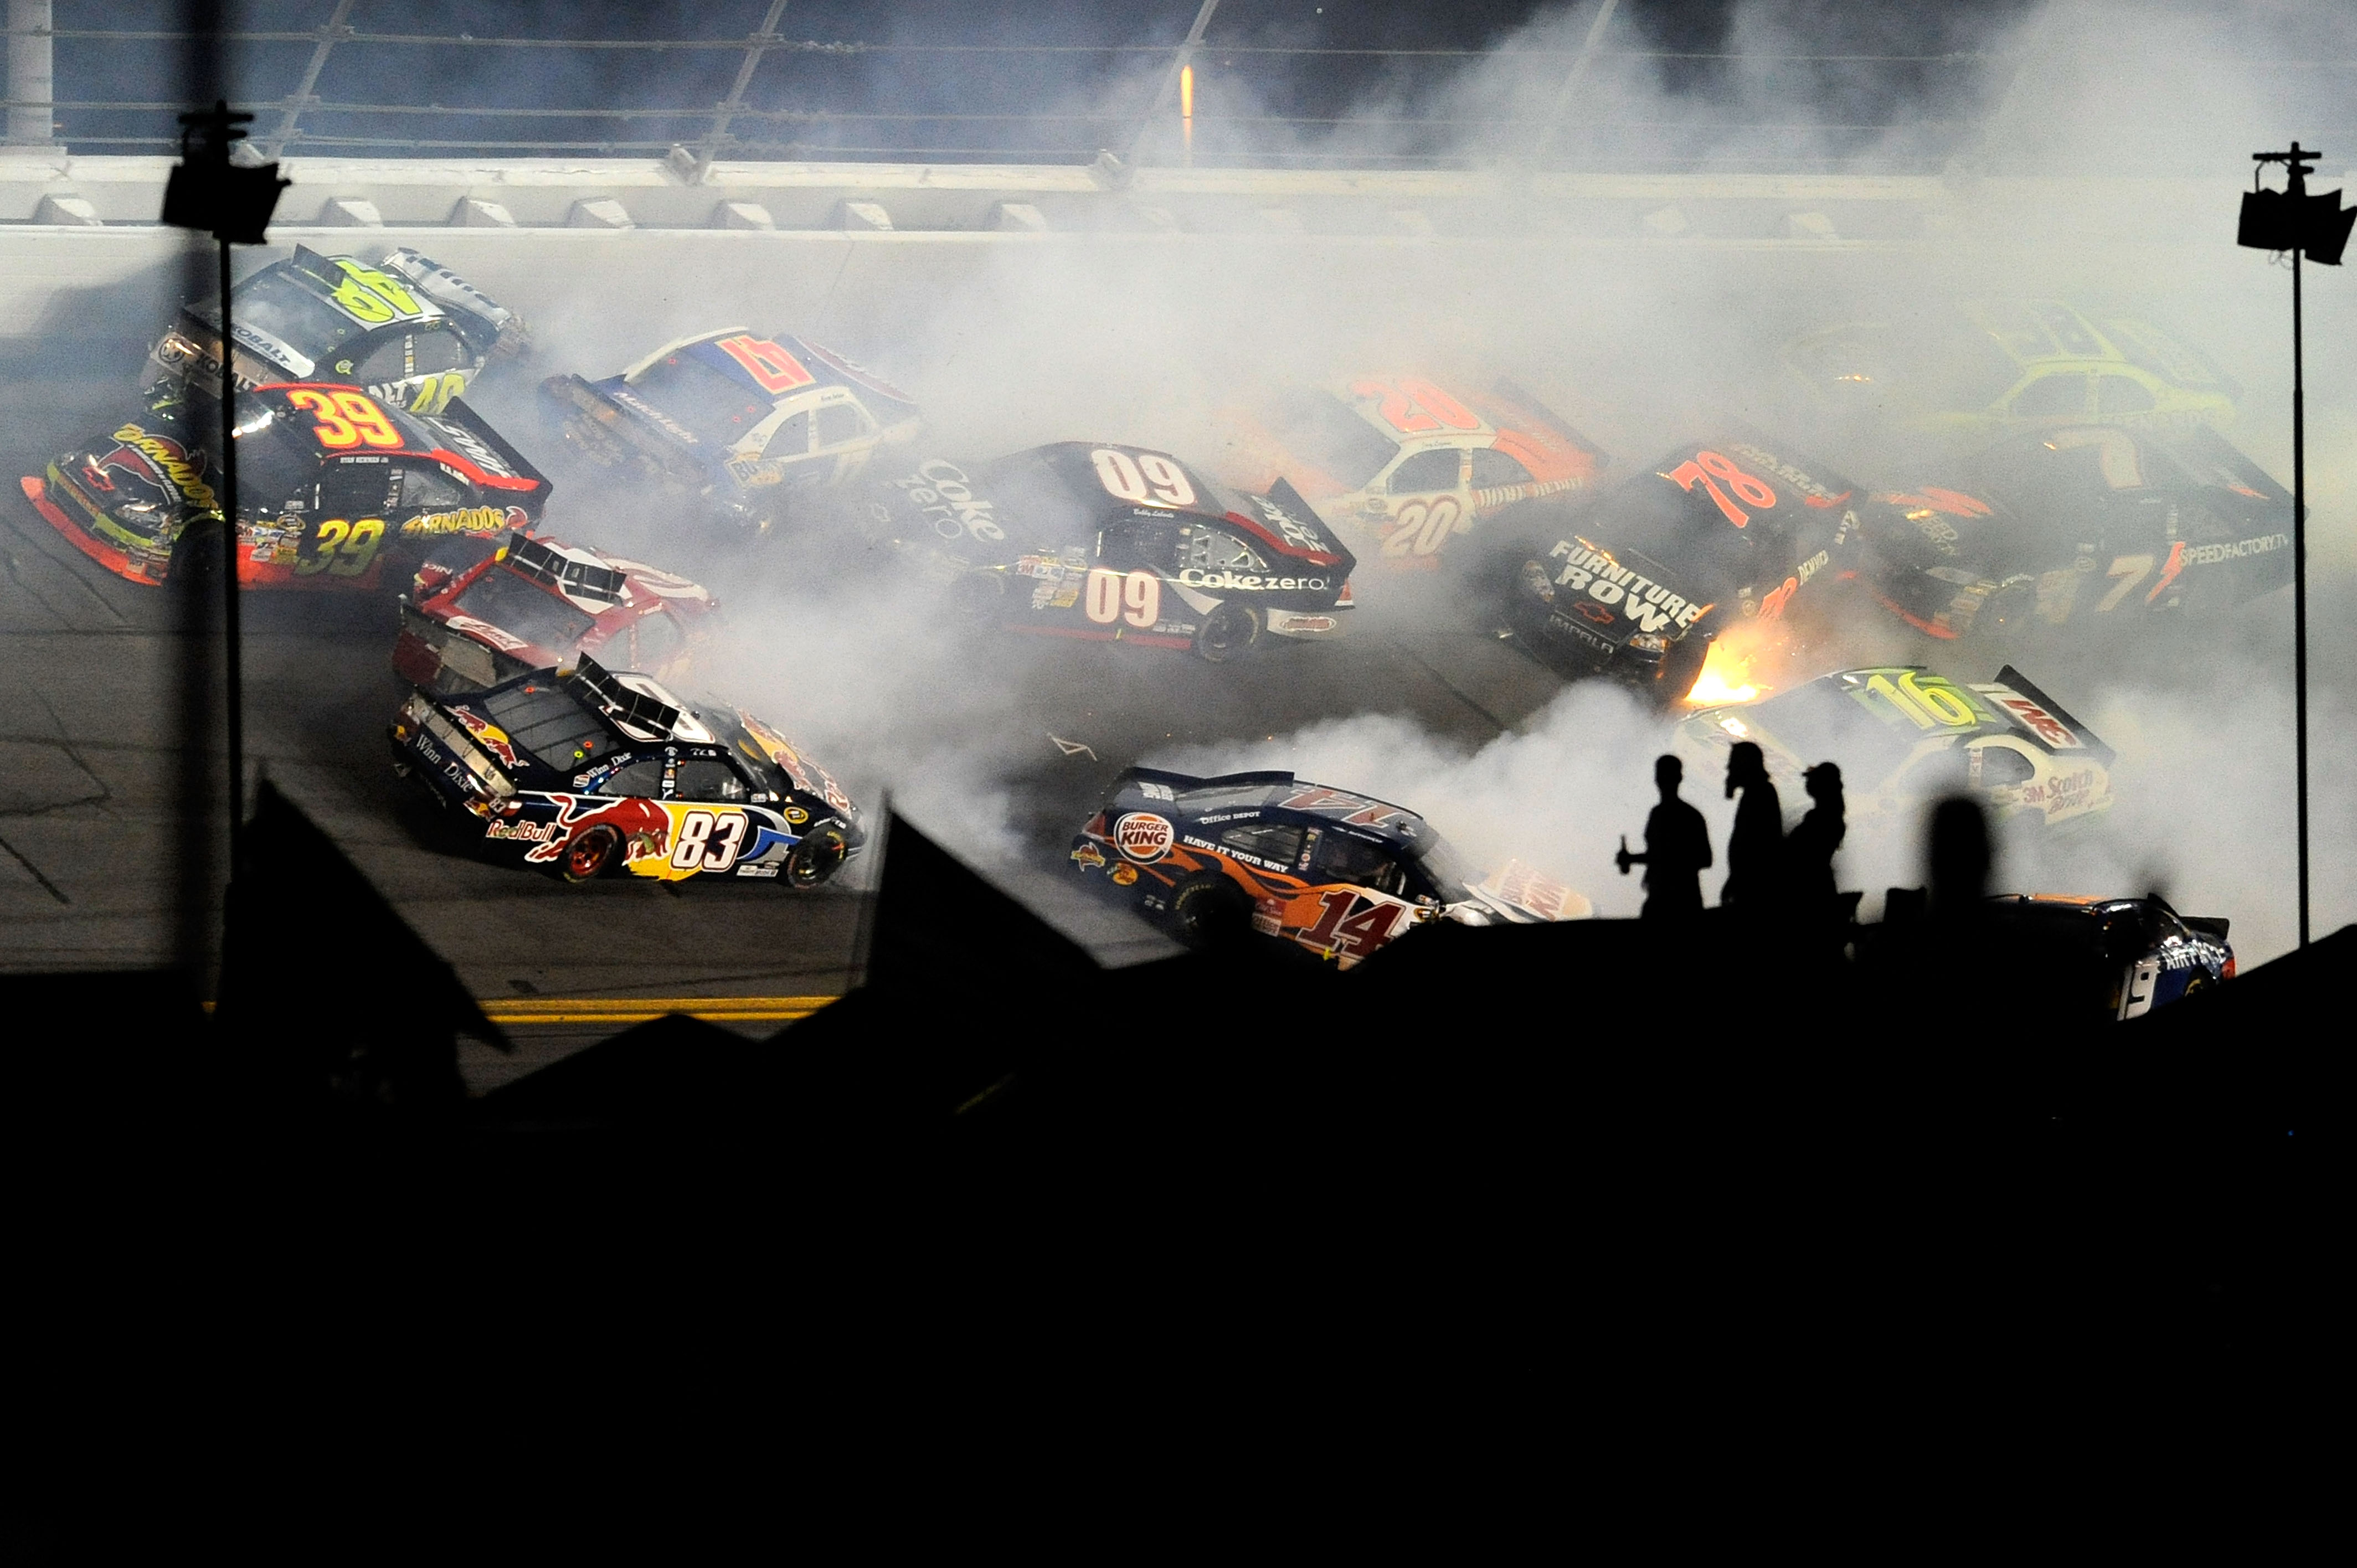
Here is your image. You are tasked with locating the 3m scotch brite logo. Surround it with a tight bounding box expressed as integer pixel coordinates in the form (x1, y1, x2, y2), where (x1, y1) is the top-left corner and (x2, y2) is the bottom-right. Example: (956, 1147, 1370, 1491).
(1114, 811, 1174, 863)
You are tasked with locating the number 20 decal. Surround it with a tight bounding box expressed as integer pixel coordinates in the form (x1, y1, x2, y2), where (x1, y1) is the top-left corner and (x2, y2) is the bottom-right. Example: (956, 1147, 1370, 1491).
(1350, 378, 1479, 435)
(1085, 567, 1161, 628)
(1092, 448, 1196, 508)
(668, 809, 747, 873)
(285, 388, 403, 450)
(1663, 449, 1776, 527)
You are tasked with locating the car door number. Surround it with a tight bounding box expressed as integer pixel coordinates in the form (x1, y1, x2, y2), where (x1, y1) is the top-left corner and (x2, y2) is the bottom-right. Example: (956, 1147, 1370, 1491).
(669, 809, 747, 872)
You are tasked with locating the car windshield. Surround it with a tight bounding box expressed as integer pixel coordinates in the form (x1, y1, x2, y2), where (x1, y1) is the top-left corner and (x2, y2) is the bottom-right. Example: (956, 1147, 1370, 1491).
(234, 407, 323, 506)
(629, 349, 773, 441)
(478, 679, 616, 770)
(227, 270, 364, 358)
(1412, 836, 1478, 903)
(452, 567, 599, 654)
(1600, 471, 1764, 596)
(1747, 678, 1929, 784)
(970, 452, 1103, 549)
(1263, 388, 1397, 490)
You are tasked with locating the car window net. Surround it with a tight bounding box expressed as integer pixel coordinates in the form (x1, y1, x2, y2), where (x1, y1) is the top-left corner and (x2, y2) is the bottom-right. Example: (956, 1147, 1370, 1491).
(1390, 448, 1461, 494)
(631, 352, 773, 441)
(481, 680, 615, 769)
(454, 568, 599, 654)
(675, 758, 749, 802)
(1264, 388, 1394, 491)
(1221, 822, 1304, 864)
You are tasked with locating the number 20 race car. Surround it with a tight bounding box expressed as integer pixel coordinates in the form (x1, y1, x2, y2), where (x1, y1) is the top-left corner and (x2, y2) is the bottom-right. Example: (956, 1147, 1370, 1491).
(390, 656, 862, 888)
(841, 442, 1357, 661)
(1070, 767, 1589, 965)
(24, 384, 548, 590)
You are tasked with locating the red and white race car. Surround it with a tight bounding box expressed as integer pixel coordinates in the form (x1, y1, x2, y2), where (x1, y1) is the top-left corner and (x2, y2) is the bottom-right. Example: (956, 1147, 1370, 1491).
(1217, 375, 1604, 570)
(394, 530, 718, 695)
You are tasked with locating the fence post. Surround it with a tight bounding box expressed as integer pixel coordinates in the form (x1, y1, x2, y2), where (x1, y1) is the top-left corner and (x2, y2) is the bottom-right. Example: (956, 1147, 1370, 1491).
(696, 0, 790, 179)
(1530, 0, 1619, 166)
(1124, 0, 1220, 164)
(262, 0, 356, 159)
(6, 0, 55, 147)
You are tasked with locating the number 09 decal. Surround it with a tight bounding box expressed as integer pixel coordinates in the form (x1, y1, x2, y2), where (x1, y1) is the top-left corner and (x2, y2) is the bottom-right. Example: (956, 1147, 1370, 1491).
(1092, 448, 1196, 508)
(1085, 566, 1161, 629)
(668, 809, 747, 873)
(286, 388, 403, 450)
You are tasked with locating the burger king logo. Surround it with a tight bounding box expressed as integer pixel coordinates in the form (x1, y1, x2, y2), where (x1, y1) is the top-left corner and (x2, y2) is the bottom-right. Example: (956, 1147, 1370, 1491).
(1114, 811, 1174, 863)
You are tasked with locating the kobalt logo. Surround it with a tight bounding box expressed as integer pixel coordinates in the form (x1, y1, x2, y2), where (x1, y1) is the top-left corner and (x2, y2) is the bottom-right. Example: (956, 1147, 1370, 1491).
(1113, 811, 1174, 862)
(896, 458, 1005, 541)
(1177, 569, 1330, 592)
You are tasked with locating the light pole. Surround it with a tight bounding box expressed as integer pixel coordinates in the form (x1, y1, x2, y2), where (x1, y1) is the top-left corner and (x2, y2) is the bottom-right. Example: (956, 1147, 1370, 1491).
(2237, 143, 2352, 950)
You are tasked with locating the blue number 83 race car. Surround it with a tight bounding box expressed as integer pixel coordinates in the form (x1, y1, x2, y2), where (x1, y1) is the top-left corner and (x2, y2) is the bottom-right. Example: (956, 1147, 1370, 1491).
(390, 656, 862, 887)
(1071, 767, 1589, 964)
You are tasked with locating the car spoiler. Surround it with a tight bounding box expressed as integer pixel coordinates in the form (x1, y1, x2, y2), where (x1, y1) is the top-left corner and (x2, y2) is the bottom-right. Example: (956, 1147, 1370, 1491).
(1490, 377, 1609, 473)
(1110, 765, 1296, 800)
(1989, 664, 2116, 767)
(2150, 893, 2231, 942)
(430, 397, 552, 497)
(1259, 477, 1357, 575)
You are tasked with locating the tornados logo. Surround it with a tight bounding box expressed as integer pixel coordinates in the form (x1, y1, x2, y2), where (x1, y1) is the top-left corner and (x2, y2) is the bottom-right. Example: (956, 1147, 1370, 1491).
(1113, 811, 1175, 863)
(105, 426, 217, 510)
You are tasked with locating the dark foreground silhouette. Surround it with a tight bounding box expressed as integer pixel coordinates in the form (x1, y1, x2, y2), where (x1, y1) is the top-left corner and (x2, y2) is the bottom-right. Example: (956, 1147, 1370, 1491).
(3, 782, 2332, 1435)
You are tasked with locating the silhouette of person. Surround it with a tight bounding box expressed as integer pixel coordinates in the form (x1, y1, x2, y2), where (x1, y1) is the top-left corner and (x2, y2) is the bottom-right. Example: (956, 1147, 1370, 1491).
(1720, 741, 1784, 910)
(1927, 795, 1990, 923)
(1785, 761, 1847, 936)
(1617, 755, 1712, 921)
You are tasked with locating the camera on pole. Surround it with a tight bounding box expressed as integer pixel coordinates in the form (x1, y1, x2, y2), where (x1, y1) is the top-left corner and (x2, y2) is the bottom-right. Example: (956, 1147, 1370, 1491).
(2238, 142, 2354, 264)
(159, 100, 289, 245)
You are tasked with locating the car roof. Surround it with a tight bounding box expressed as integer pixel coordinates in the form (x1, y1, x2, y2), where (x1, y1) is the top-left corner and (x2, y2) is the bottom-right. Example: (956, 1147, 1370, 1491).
(623, 328, 919, 416)
(1114, 766, 1430, 848)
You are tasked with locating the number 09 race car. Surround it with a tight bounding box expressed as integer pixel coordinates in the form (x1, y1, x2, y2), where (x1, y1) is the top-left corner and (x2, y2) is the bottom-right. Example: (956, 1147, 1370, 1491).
(838, 442, 1356, 661)
(23, 384, 548, 590)
(1677, 664, 2114, 831)
(1071, 767, 1589, 965)
(390, 656, 862, 888)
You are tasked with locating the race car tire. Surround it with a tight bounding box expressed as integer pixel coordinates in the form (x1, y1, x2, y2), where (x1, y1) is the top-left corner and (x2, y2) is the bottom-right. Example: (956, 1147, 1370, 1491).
(949, 570, 1007, 624)
(1170, 875, 1252, 948)
(1194, 602, 1259, 662)
(562, 825, 621, 883)
(787, 826, 851, 888)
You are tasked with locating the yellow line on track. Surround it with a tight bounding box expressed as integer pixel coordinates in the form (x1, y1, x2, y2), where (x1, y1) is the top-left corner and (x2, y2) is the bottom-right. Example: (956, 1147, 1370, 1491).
(482, 997, 840, 1026)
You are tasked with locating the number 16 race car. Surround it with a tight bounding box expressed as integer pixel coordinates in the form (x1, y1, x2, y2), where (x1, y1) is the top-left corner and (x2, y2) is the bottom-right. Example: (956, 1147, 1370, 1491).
(834, 442, 1357, 661)
(1069, 767, 1589, 964)
(390, 655, 862, 888)
(24, 384, 548, 590)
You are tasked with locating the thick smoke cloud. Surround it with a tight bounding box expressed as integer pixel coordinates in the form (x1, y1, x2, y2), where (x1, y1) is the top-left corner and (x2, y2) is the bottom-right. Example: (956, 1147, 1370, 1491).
(485, 0, 2353, 961)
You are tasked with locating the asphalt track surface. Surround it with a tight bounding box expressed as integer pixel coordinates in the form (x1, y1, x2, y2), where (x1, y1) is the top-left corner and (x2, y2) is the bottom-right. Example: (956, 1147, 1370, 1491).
(0, 359, 1584, 1086)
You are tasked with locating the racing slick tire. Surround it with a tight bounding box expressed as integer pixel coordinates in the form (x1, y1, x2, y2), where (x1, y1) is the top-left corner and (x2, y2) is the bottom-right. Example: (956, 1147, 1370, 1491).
(1169, 874, 1252, 948)
(561, 825, 622, 883)
(786, 826, 851, 888)
(1194, 602, 1259, 663)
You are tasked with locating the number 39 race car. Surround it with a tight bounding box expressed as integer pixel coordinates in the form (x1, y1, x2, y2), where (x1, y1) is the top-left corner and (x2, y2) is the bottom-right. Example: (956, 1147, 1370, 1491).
(144, 246, 524, 416)
(1070, 767, 1589, 964)
(395, 531, 718, 696)
(837, 442, 1357, 661)
(1677, 663, 2114, 830)
(539, 328, 921, 534)
(23, 384, 548, 590)
(390, 655, 862, 888)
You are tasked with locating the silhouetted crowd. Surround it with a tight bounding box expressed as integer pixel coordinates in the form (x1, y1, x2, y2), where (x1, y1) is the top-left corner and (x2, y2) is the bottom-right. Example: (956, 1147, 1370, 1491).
(1619, 743, 1850, 944)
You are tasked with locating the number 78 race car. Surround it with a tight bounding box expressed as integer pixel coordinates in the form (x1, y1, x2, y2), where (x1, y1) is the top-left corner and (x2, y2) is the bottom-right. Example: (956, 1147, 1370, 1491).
(390, 656, 862, 888)
(1070, 767, 1589, 965)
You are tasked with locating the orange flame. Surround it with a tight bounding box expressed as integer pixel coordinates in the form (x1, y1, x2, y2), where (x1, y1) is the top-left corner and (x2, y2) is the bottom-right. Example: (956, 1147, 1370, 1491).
(1684, 637, 1766, 706)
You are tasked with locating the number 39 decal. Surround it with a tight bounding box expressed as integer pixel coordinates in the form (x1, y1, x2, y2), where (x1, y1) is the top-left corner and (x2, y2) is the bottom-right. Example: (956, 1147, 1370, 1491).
(285, 388, 403, 450)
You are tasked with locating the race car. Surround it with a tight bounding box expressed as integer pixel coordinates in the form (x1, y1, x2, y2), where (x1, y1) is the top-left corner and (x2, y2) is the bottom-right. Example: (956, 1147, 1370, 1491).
(23, 383, 549, 590)
(1982, 895, 2234, 1022)
(144, 247, 525, 416)
(1216, 375, 1603, 569)
(539, 328, 920, 534)
(394, 530, 718, 696)
(1677, 663, 2114, 831)
(1854, 424, 2295, 642)
(1480, 430, 1860, 700)
(841, 442, 1356, 661)
(1783, 299, 2238, 442)
(1069, 767, 1590, 964)
(389, 654, 861, 888)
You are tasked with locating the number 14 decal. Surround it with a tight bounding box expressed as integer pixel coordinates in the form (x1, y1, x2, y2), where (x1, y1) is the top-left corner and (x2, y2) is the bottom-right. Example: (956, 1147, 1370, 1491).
(1299, 889, 1404, 958)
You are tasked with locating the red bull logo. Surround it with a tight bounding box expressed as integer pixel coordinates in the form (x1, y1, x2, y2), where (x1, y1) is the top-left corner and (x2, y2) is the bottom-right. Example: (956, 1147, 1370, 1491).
(525, 794, 673, 866)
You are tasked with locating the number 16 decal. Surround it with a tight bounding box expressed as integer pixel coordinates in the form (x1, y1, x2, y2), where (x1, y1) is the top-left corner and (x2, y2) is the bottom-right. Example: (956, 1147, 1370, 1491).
(1085, 566, 1161, 628)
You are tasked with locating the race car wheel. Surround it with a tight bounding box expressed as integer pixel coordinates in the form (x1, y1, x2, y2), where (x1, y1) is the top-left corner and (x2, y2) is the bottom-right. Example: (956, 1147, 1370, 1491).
(786, 826, 851, 888)
(562, 825, 621, 883)
(949, 570, 1007, 624)
(1194, 602, 1259, 663)
(1170, 875, 1252, 948)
